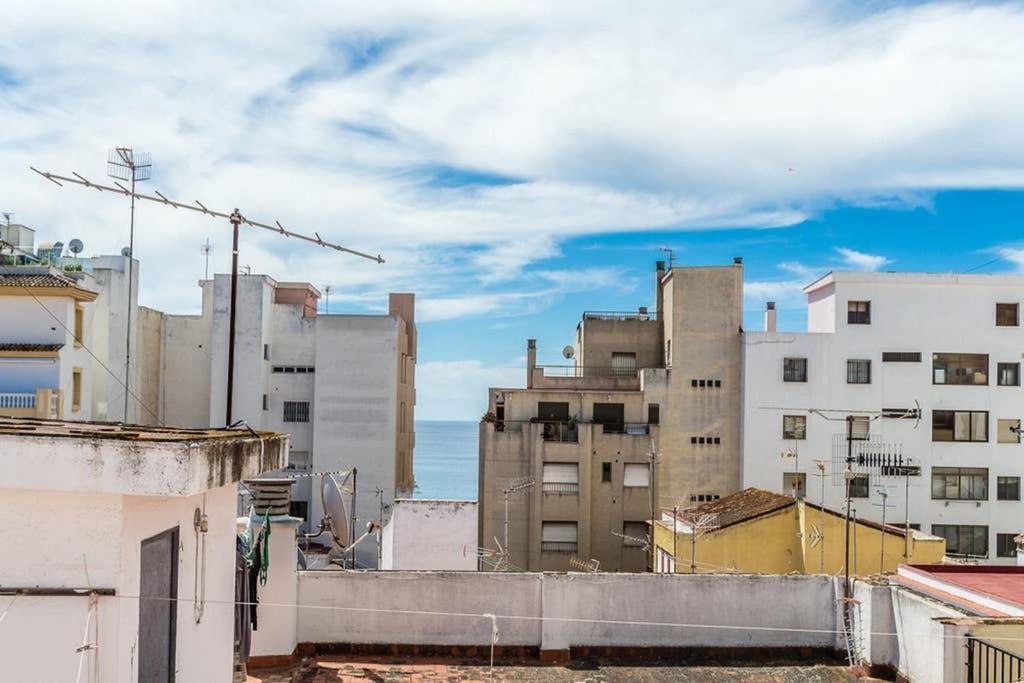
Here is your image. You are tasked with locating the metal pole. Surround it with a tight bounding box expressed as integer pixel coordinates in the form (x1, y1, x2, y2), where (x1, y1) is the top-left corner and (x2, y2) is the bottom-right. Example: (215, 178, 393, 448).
(879, 491, 887, 573)
(672, 505, 678, 574)
(503, 489, 510, 558)
(225, 210, 241, 425)
(377, 487, 384, 571)
(351, 468, 358, 568)
(904, 468, 911, 562)
(820, 464, 826, 574)
(844, 416, 854, 598)
(691, 525, 697, 574)
(122, 170, 136, 423)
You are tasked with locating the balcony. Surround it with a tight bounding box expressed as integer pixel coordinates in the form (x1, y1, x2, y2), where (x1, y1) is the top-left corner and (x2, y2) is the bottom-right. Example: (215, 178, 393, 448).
(0, 393, 36, 410)
(541, 421, 578, 443)
(600, 422, 651, 436)
(531, 365, 641, 391)
(542, 482, 579, 494)
(0, 390, 61, 419)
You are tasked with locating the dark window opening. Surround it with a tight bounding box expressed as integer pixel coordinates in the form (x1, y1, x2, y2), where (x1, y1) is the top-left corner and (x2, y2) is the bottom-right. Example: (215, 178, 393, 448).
(933, 524, 988, 558)
(997, 533, 1019, 558)
(847, 474, 870, 499)
(997, 476, 1021, 501)
(847, 359, 871, 384)
(601, 462, 612, 482)
(847, 301, 871, 325)
(882, 352, 921, 363)
(289, 501, 309, 521)
(998, 362, 1020, 387)
(932, 410, 988, 442)
(783, 357, 807, 382)
(996, 302, 1019, 327)
(648, 404, 660, 425)
(593, 402, 625, 433)
(537, 402, 570, 421)
(931, 467, 989, 500)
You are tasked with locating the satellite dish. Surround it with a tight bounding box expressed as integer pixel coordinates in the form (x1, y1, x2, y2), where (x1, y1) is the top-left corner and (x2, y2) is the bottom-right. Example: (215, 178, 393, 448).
(68, 238, 84, 255)
(562, 345, 575, 359)
(320, 471, 352, 553)
(121, 246, 132, 257)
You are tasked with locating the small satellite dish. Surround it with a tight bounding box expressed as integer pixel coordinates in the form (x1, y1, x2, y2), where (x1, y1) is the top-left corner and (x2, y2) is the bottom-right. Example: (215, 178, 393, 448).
(320, 471, 352, 553)
(121, 246, 132, 257)
(562, 345, 575, 359)
(68, 238, 84, 255)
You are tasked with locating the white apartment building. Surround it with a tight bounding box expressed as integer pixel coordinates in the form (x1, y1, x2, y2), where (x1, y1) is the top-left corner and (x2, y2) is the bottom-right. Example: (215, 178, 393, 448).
(743, 271, 1024, 565)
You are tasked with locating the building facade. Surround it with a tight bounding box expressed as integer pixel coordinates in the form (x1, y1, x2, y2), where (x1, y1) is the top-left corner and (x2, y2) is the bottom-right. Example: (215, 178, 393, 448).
(743, 271, 1024, 565)
(478, 260, 744, 571)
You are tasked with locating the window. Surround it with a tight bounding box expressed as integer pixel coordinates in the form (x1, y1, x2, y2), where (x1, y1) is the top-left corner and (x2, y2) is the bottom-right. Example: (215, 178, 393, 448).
(933, 353, 988, 385)
(622, 522, 647, 547)
(611, 352, 637, 376)
(74, 304, 84, 346)
(847, 301, 871, 324)
(541, 522, 578, 552)
(665, 340, 671, 366)
(690, 493, 720, 503)
(783, 357, 807, 382)
(537, 401, 570, 422)
(283, 401, 310, 422)
(285, 450, 310, 471)
(263, 343, 270, 360)
(623, 463, 651, 488)
(932, 524, 988, 558)
(998, 362, 1020, 386)
(648, 404, 660, 425)
(542, 463, 579, 494)
(932, 410, 988, 442)
(997, 476, 1020, 501)
(882, 352, 921, 363)
(593, 402, 625, 433)
(783, 472, 806, 499)
(849, 416, 870, 440)
(783, 415, 806, 440)
(998, 419, 1021, 444)
(262, 394, 268, 411)
(931, 467, 989, 500)
(996, 302, 1019, 327)
(847, 474, 869, 498)
(601, 462, 612, 482)
(997, 533, 1019, 558)
(272, 366, 315, 374)
(72, 367, 82, 412)
(289, 500, 309, 522)
(847, 359, 871, 384)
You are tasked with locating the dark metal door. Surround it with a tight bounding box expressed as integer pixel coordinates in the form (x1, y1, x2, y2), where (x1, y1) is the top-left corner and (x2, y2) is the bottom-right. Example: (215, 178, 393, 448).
(139, 527, 179, 683)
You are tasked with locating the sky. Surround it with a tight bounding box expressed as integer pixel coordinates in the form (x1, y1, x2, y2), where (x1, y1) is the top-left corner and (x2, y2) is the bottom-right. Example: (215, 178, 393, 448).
(3, 1, 1024, 420)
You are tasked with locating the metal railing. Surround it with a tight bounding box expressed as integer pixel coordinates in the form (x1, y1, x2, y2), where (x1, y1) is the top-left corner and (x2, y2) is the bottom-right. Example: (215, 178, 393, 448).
(541, 541, 578, 553)
(966, 637, 1024, 682)
(601, 422, 651, 436)
(541, 422, 578, 443)
(541, 482, 579, 494)
(582, 310, 658, 321)
(536, 365, 640, 379)
(0, 393, 35, 409)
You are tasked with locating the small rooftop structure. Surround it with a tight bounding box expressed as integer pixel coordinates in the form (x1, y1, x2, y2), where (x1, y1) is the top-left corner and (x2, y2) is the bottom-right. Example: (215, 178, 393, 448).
(894, 564, 1024, 617)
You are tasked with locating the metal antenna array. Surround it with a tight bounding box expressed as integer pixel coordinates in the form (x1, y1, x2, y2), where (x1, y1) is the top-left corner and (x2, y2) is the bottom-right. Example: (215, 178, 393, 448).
(106, 148, 151, 422)
(31, 164, 384, 425)
(201, 239, 213, 280)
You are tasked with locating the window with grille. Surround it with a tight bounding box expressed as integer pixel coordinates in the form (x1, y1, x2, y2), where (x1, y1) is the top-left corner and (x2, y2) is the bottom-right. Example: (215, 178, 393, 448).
(933, 353, 988, 385)
(998, 362, 1020, 386)
(847, 301, 871, 324)
(996, 302, 1019, 327)
(932, 524, 988, 558)
(648, 404, 660, 425)
(882, 352, 921, 362)
(541, 522, 578, 552)
(782, 415, 806, 440)
(997, 476, 1020, 501)
(847, 359, 871, 384)
(542, 463, 579, 494)
(611, 352, 637, 376)
(932, 410, 988, 442)
(783, 357, 807, 382)
(931, 467, 989, 500)
(283, 401, 310, 422)
(847, 474, 869, 498)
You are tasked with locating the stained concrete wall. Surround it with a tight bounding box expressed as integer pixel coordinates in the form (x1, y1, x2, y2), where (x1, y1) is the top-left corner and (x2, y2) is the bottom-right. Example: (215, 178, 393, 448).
(381, 499, 478, 570)
(295, 572, 839, 651)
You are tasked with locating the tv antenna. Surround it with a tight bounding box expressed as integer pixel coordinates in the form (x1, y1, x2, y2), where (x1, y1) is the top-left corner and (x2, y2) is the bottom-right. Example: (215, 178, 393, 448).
(323, 285, 332, 314)
(201, 239, 212, 280)
(106, 148, 151, 423)
(2, 212, 11, 228)
(658, 246, 676, 268)
(31, 163, 384, 426)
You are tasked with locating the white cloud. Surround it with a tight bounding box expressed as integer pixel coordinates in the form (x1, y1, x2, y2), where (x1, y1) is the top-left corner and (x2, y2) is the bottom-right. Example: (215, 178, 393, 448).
(994, 246, 1024, 271)
(835, 247, 891, 271)
(1, 0, 1022, 319)
(416, 359, 521, 420)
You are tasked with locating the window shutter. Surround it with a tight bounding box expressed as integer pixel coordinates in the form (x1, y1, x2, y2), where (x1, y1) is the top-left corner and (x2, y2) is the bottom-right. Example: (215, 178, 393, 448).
(542, 463, 578, 484)
(623, 463, 651, 487)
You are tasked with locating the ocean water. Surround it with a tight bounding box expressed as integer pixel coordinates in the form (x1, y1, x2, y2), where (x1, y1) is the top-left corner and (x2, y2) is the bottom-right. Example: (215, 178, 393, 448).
(413, 420, 479, 500)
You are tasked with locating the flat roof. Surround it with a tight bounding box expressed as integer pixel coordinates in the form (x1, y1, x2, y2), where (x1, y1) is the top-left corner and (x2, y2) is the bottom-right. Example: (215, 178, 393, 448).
(0, 416, 280, 443)
(804, 270, 1024, 294)
(896, 565, 1024, 617)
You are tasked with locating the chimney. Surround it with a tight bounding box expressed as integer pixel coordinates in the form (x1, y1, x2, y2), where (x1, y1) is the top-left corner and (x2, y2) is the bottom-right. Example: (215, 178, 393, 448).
(655, 261, 665, 318)
(765, 301, 777, 332)
(733, 256, 743, 266)
(526, 339, 537, 389)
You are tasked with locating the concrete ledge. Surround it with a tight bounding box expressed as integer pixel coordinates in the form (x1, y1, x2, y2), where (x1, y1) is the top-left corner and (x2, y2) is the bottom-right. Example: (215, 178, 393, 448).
(246, 650, 299, 670)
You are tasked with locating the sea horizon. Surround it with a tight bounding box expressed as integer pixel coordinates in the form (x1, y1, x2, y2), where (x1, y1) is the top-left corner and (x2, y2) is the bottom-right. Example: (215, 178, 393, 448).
(412, 418, 479, 501)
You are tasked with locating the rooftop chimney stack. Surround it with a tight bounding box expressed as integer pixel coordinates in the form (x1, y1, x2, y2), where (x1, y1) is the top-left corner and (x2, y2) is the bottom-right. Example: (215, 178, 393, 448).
(733, 256, 743, 266)
(765, 301, 777, 332)
(526, 339, 537, 389)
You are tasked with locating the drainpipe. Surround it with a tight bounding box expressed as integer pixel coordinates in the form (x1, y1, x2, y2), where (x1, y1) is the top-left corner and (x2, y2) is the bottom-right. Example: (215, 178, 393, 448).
(526, 339, 536, 389)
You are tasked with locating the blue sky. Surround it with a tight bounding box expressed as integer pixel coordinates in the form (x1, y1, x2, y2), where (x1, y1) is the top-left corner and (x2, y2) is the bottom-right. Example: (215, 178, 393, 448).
(3, 1, 1024, 420)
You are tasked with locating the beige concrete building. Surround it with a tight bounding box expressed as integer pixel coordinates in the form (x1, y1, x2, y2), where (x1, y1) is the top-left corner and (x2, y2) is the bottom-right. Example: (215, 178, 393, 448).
(478, 259, 744, 571)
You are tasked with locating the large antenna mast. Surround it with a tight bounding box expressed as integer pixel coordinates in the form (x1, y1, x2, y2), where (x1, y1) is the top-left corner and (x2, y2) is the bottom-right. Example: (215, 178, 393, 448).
(106, 148, 151, 423)
(31, 165, 384, 425)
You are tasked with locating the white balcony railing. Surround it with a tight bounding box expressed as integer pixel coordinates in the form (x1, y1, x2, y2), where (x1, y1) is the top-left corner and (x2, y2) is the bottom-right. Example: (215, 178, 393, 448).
(0, 393, 36, 409)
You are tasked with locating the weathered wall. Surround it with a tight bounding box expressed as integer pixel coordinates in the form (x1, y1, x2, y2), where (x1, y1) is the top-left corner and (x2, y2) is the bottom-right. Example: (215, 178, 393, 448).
(382, 499, 478, 570)
(295, 572, 840, 652)
(134, 305, 163, 426)
(248, 518, 301, 659)
(577, 317, 661, 374)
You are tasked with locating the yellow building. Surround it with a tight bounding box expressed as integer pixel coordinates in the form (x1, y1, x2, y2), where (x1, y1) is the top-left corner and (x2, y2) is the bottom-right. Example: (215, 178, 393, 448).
(652, 488, 946, 575)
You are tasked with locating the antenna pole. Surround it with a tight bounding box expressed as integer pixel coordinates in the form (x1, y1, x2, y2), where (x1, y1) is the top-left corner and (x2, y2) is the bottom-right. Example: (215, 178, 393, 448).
(226, 210, 241, 425)
(843, 416, 853, 597)
(123, 168, 136, 422)
(904, 465, 911, 561)
(878, 489, 888, 573)
(351, 468, 358, 569)
(672, 505, 678, 574)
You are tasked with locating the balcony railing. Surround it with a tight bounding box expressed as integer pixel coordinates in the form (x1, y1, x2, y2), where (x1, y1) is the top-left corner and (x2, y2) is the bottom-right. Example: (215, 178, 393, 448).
(0, 393, 36, 409)
(541, 422, 578, 443)
(601, 422, 651, 436)
(582, 310, 658, 321)
(541, 541, 578, 553)
(542, 482, 579, 494)
(536, 365, 639, 379)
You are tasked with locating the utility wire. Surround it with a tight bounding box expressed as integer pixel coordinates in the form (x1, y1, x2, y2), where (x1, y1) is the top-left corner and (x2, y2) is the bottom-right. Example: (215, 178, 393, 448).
(17, 285, 163, 425)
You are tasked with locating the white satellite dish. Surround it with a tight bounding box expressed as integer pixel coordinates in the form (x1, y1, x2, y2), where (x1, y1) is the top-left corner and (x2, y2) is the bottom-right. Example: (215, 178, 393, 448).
(320, 472, 352, 550)
(562, 345, 575, 359)
(121, 246, 132, 257)
(68, 238, 84, 255)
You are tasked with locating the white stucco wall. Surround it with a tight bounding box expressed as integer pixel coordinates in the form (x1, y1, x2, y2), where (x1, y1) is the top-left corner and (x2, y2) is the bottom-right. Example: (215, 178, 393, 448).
(381, 499, 478, 570)
(743, 273, 1024, 563)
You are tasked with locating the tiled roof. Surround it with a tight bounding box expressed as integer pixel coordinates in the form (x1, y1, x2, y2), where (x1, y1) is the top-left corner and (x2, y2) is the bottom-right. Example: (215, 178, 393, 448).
(0, 343, 64, 352)
(0, 416, 283, 443)
(0, 271, 78, 288)
(681, 488, 795, 529)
